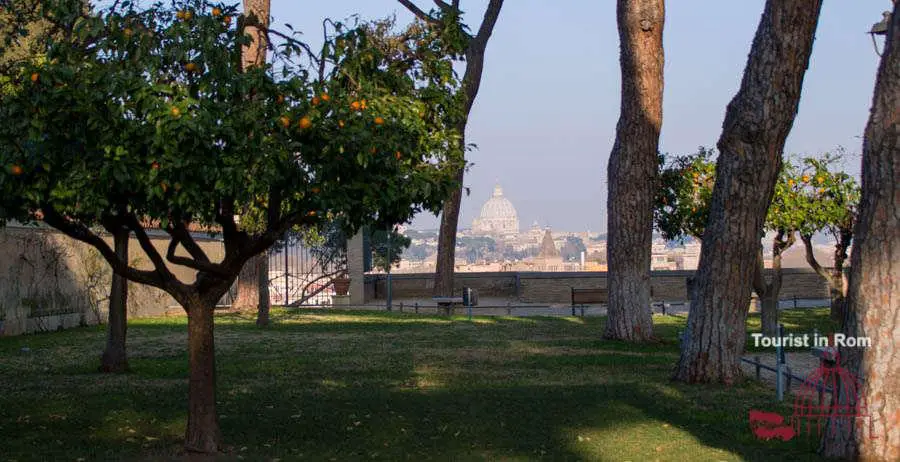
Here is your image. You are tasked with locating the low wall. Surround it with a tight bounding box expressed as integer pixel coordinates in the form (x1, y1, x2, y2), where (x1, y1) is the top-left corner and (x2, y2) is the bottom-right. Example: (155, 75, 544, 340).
(364, 268, 831, 304)
(0, 225, 224, 336)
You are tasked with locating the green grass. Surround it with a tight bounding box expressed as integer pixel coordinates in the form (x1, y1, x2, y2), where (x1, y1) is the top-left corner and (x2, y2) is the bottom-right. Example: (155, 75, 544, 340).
(0, 309, 831, 461)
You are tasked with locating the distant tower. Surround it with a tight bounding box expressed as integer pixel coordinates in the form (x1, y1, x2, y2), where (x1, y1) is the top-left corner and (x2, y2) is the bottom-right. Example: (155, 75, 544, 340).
(538, 229, 560, 259)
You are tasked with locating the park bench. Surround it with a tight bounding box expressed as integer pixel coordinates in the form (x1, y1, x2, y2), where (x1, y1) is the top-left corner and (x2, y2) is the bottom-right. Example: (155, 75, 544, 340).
(570, 287, 608, 316)
(433, 288, 479, 316)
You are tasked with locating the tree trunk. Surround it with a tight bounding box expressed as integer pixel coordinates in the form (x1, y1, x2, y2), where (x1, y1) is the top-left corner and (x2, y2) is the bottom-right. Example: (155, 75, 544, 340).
(752, 232, 792, 338)
(233, 253, 263, 310)
(256, 254, 270, 327)
(240, 0, 270, 72)
(184, 298, 221, 454)
(801, 232, 849, 325)
(433, 157, 464, 297)
(673, 0, 822, 384)
(604, 0, 664, 342)
(431, 0, 504, 297)
(100, 228, 129, 373)
(822, 4, 899, 459)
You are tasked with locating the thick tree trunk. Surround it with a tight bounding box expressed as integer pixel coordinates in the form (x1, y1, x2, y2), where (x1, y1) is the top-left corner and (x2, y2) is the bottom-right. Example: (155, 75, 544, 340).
(184, 298, 221, 454)
(256, 254, 270, 327)
(674, 0, 822, 384)
(433, 155, 464, 297)
(100, 228, 129, 373)
(240, 0, 270, 72)
(822, 4, 899, 459)
(431, 0, 504, 297)
(233, 253, 263, 310)
(604, 0, 664, 342)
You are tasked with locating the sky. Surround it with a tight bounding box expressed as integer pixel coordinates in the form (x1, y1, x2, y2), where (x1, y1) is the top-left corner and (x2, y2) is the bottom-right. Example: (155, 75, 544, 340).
(268, 0, 890, 233)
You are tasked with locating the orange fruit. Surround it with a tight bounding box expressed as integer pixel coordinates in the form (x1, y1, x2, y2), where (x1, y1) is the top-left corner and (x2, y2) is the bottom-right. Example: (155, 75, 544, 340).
(360, 99, 367, 109)
(183, 11, 193, 20)
(395, 151, 402, 160)
(338, 120, 345, 128)
(175, 10, 185, 20)
(10, 164, 23, 176)
(160, 182, 168, 192)
(184, 62, 198, 73)
(818, 188, 825, 194)
(307, 210, 317, 217)
(311, 96, 321, 106)
(279, 116, 291, 128)
(223, 15, 232, 25)
(311, 187, 320, 194)
(211, 7, 222, 17)
(276, 95, 285, 104)
(374, 116, 385, 125)
(370, 147, 376, 154)
(787, 179, 795, 187)
(151, 161, 160, 170)
(123, 28, 133, 37)
(816, 176, 824, 184)
(30, 73, 39, 83)
(170, 106, 181, 117)
(801, 175, 810, 183)
(298, 117, 312, 129)
(350, 101, 361, 111)
(320, 93, 330, 102)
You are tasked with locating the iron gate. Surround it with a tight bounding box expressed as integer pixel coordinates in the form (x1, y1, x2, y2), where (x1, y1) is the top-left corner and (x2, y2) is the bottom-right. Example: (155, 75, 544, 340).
(267, 233, 347, 307)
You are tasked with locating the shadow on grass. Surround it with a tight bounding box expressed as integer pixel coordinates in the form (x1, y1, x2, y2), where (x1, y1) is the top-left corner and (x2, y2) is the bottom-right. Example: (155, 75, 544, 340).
(0, 310, 824, 461)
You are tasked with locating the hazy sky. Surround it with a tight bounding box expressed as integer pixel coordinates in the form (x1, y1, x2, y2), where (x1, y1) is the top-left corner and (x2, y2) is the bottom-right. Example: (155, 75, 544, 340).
(270, 0, 889, 232)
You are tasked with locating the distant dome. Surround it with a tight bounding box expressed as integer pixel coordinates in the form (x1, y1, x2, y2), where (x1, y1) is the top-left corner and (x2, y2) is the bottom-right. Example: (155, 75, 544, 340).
(472, 184, 519, 236)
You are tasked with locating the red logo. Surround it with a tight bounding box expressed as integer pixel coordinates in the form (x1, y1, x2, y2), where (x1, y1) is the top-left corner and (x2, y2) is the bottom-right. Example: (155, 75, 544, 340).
(750, 350, 876, 442)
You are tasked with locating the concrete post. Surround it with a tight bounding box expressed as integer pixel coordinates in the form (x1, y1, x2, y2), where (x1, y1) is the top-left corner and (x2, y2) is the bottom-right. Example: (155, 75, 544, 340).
(348, 231, 366, 305)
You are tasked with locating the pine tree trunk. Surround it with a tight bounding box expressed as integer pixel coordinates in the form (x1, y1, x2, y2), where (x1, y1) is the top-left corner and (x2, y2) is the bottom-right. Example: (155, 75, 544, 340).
(759, 294, 778, 337)
(240, 0, 270, 71)
(256, 254, 270, 327)
(100, 228, 129, 373)
(433, 156, 464, 297)
(432, 0, 504, 297)
(184, 298, 221, 454)
(829, 228, 851, 324)
(233, 253, 263, 310)
(822, 4, 899, 459)
(604, 0, 664, 342)
(673, 0, 822, 384)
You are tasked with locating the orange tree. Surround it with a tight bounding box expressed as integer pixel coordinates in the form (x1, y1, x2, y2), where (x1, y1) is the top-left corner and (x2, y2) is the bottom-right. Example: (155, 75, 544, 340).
(0, 0, 464, 453)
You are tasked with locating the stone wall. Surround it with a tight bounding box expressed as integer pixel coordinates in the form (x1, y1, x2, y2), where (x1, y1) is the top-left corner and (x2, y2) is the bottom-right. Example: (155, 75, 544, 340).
(0, 224, 224, 336)
(364, 268, 831, 304)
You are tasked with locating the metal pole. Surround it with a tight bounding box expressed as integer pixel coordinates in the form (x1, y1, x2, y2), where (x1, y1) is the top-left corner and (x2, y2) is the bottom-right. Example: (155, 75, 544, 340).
(386, 226, 392, 311)
(284, 244, 289, 306)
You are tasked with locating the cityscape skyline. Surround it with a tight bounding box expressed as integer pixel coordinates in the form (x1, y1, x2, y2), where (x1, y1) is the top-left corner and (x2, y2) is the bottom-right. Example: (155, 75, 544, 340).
(274, 1, 885, 232)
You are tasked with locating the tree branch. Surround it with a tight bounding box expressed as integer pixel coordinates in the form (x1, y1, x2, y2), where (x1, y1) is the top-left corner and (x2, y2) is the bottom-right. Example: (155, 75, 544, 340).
(164, 227, 231, 277)
(121, 213, 177, 284)
(40, 205, 163, 289)
(398, 0, 440, 24)
(800, 233, 830, 281)
(474, 0, 504, 45)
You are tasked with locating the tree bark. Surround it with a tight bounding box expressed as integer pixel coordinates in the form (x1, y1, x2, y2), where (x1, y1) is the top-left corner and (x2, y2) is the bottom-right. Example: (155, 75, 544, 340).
(184, 297, 221, 454)
(256, 254, 270, 327)
(233, 253, 263, 310)
(673, 0, 822, 384)
(240, 0, 270, 72)
(430, 0, 504, 297)
(100, 228, 129, 373)
(604, 0, 664, 342)
(821, 4, 899, 459)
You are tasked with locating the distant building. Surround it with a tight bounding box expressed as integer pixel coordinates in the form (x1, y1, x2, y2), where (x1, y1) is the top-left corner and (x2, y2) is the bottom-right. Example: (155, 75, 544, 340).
(471, 184, 519, 236)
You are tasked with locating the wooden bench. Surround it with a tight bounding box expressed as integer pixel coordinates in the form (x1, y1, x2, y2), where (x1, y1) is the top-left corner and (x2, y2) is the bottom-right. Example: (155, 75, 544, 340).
(432, 296, 464, 316)
(570, 288, 608, 316)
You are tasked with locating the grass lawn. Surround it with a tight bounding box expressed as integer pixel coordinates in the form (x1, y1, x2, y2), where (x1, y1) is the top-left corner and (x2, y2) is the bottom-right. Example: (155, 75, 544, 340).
(0, 309, 831, 461)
